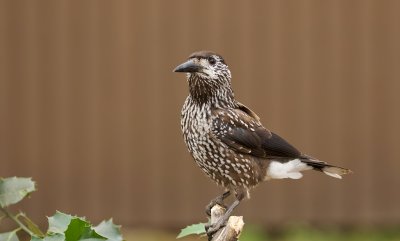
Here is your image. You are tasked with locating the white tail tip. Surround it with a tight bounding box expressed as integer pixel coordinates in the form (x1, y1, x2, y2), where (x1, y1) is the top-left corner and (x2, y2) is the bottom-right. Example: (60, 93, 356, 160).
(322, 166, 352, 179)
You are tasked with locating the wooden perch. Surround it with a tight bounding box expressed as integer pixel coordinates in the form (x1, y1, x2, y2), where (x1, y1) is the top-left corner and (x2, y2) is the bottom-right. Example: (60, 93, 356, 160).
(209, 204, 244, 241)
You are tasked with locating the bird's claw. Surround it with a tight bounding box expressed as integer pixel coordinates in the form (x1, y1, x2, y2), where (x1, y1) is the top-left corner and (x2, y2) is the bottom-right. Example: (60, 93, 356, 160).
(205, 220, 226, 240)
(205, 207, 212, 217)
(205, 199, 226, 217)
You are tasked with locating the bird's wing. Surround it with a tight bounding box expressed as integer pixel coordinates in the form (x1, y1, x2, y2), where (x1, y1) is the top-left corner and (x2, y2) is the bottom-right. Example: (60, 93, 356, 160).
(211, 104, 302, 159)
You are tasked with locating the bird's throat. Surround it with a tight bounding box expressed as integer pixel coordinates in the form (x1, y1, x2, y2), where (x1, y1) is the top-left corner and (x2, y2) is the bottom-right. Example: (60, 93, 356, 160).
(188, 74, 236, 107)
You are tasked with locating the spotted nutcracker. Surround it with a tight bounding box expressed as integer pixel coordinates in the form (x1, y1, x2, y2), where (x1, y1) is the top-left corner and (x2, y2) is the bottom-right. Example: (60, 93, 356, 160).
(173, 51, 351, 235)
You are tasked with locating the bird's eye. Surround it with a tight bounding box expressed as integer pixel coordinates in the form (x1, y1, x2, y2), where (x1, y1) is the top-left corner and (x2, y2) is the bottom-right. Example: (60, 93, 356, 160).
(208, 57, 216, 65)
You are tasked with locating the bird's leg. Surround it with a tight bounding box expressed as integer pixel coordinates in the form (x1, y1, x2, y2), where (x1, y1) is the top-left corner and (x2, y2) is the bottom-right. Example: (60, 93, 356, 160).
(205, 190, 231, 216)
(205, 191, 245, 238)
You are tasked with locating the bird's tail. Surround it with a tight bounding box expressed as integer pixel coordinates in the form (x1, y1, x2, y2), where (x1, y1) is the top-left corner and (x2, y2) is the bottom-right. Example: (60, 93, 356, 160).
(300, 156, 352, 179)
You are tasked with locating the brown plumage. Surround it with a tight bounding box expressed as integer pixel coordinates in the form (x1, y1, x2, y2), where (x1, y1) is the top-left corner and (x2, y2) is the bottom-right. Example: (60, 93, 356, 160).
(174, 51, 352, 235)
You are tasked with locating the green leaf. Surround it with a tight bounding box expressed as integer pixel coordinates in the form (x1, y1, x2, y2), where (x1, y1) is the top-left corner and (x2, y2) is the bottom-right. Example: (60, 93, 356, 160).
(0, 177, 36, 207)
(42, 212, 124, 241)
(31, 234, 64, 241)
(65, 218, 106, 241)
(177, 223, 206, 239)
(48, 211, 74, 234)
(93, 219, 123, 241)
(0, 230, 19, 241)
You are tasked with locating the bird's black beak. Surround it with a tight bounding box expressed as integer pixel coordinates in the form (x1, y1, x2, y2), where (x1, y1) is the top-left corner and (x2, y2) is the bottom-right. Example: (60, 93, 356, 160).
(173, 59, 203, 73)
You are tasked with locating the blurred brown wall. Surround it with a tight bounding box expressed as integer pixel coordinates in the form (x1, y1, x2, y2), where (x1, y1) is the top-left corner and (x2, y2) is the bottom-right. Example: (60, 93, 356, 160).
(0, 0, 399, 228)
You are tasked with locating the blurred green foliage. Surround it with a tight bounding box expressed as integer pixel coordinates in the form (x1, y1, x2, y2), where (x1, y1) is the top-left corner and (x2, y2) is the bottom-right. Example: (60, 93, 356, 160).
(240, 225, 400, 241)
(125, 225, 400, 241)
(0, 177, 123, 241)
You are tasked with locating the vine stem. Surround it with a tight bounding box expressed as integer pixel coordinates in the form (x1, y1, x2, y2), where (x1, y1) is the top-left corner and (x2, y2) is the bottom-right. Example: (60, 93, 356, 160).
(0, 207, 35, 236)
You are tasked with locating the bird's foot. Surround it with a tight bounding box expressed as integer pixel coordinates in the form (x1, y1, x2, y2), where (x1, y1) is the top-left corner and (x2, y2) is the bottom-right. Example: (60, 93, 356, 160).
(205, 198, 226, 217)
(205, 220, 226, 240)
(205, 191, 231, 217)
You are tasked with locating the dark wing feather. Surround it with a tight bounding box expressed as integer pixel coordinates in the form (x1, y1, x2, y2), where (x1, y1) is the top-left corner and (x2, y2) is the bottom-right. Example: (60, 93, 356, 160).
(211, 105, 301, 159)
(261, 132, 301, 158)
(237, 102, 260, 121)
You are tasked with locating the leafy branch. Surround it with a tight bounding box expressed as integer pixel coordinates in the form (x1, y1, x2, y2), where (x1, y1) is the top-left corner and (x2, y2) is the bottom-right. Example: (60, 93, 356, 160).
(0, 177, 124, 241)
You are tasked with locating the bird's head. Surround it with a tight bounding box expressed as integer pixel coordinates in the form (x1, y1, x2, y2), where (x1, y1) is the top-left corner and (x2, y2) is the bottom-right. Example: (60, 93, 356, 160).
(173, 51, 234, 104)
(173, 51, 230, 80)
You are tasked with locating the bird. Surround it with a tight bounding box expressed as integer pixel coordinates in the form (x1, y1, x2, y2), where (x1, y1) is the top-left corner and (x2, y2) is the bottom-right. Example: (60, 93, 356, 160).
(173, 50, 351, 236)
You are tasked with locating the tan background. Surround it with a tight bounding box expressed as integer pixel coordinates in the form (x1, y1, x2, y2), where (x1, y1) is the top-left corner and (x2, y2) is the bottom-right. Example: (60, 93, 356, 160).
(0, 0, 399, 229)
